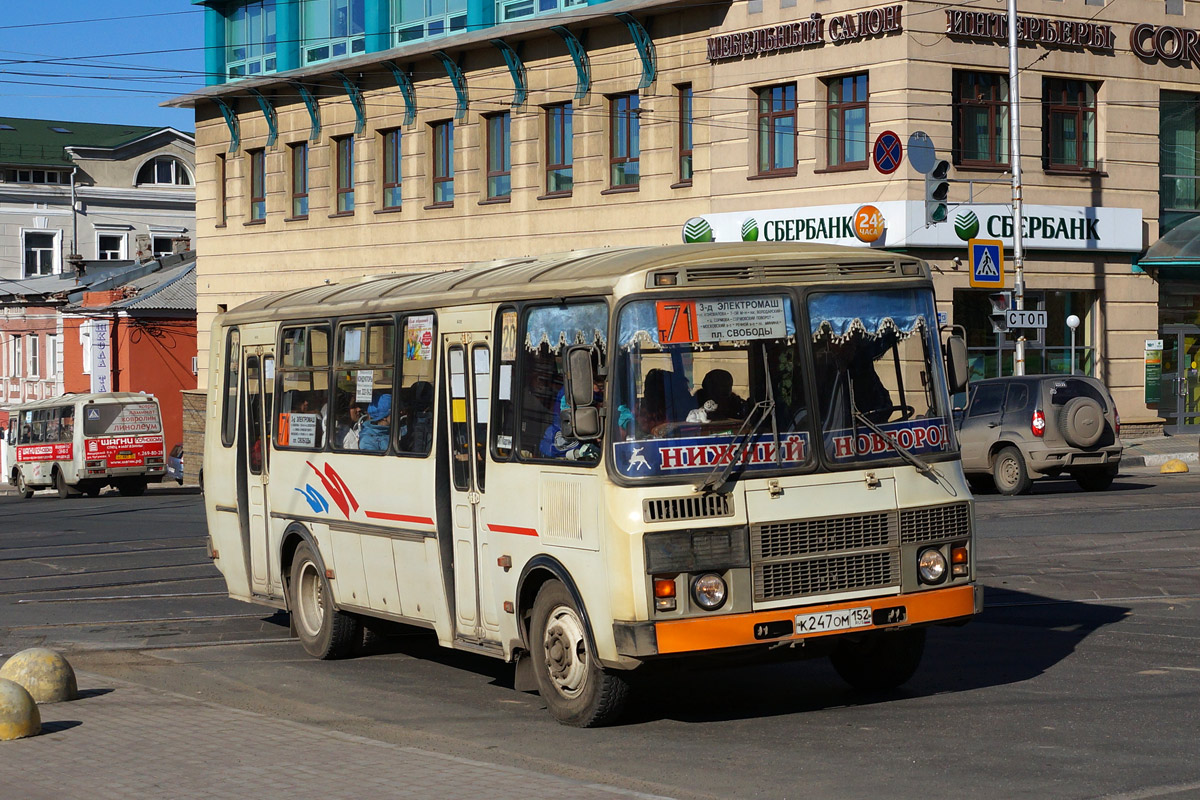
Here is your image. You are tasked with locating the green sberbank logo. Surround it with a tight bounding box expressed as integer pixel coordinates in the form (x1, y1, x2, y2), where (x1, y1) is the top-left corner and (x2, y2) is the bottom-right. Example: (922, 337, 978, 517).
(682, 217, 714, 243)
(954, 211, 980, 241)
(741, 217, 760, 242)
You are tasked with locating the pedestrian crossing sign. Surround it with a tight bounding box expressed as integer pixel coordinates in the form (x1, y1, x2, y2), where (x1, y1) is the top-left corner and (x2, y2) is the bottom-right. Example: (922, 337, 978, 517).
(968, 238, 1005, 288)
(87, 408, 100, 420)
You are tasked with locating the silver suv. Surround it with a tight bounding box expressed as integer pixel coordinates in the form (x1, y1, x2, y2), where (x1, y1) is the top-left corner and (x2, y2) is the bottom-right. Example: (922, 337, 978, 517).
(956, 375, 1122, 495)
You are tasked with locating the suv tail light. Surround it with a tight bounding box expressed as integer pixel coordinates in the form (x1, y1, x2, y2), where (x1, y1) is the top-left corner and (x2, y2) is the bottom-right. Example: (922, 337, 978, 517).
(1114, 407, 1121, 436)
(1032, 409, 1046, 437)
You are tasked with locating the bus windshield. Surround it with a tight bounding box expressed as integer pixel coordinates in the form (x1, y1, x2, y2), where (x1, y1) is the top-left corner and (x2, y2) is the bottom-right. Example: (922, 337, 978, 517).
(808, 288, 955, 465)
(611, 294, 811, 480)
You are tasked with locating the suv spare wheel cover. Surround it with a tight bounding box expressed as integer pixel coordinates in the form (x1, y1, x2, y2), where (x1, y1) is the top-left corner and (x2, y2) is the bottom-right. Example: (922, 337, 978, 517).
(1060, 396, 1104, 448)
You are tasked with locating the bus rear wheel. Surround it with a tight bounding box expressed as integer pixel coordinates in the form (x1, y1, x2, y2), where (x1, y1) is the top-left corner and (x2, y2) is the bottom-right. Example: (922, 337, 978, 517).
(16, 472, 33, 499)
(529, 581, 629, 727)
(55, 469, 79, 499)
(289, 541, 359, 660)
(830, 627, 926, 692)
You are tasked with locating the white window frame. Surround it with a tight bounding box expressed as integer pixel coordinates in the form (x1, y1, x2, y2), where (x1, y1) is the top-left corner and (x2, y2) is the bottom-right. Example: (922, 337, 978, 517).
(495, 0, 585, 23)
(45, 333, 58, 378)
(96, 232, 127, 260)
(152, 237, 176, 258)
(303, 0, 367, 65)
(13, 335, 23, 378)
(135, 155, 193, 187)
(392, 0, 467, 44)
(226, 0, 278, 80)
(28, 334, 39, 379)
(22, 229, 60, 277)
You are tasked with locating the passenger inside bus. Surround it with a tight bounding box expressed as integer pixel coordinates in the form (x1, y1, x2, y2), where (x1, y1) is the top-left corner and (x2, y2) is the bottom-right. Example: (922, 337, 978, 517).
(398, 381, 434, 453)
(358, 394, 391, 452)
(335, 403, 365, 449)
(694, 369, 748, 421)
(539, 367, 603, 461)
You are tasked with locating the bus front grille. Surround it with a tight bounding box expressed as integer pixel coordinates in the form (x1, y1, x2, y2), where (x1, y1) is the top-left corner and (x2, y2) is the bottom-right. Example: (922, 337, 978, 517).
(900, 502, 970, 544)
(755, 552, 898, 601)
(752, 512, 895, 559)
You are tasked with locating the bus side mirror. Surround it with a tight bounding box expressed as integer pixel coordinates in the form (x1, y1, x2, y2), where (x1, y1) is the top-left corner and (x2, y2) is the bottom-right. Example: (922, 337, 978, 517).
(945, 335, 969, 395)
(564, 345, 602, 441)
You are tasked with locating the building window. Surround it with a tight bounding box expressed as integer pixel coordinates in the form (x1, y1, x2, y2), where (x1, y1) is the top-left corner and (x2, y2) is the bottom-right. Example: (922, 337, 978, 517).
(486, 112, 512, 200)
(226, 0, 277, 79)
(757, 83, 796, 175)
(826, 73, 868, 169)
(495, 0, 585, 23)
(46, 334, 57, 378)
(216, 153, 228, 226)
(137, 156, 192, 186)
(382, 129, 402, 209)
(7, 169, 65, 184)
(1161, 91, 1200, 233)
(290, 142, 309, 218)
(678, 84, 694, 184)
(13, 335, 22, 378)
(392, 0, 466, 43)
(334, 136, 355, 213)
(954, 71, 1009, 168)
(610, 92, 640, 189)
(431, 121, 454, 205)
(97, 233, 125, 260)
(153, 237, 175, 258)
(546, 103, 573, 195)
(248, 149, 266, 221)
(1045, 78, 1097, 172)
(953, 289, 1096, 379)
(23, 232, 55, 277)
(303, 0, 366, 64)
(28, 334, 39, 379)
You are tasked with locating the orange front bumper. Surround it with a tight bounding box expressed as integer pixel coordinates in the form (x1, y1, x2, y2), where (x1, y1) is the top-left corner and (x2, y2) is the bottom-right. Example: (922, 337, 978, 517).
(653, 584, 976, 655)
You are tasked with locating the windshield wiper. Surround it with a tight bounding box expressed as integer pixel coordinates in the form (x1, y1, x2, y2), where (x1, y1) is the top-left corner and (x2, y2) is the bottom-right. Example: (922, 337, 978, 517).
(848, 380, 933, 476)
(694, 398, 775, 494)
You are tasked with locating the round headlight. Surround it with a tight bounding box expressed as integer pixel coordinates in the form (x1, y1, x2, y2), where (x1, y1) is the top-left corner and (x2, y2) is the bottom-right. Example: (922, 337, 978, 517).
(691, 573, 728, 611)
(917, 548, 948, 584)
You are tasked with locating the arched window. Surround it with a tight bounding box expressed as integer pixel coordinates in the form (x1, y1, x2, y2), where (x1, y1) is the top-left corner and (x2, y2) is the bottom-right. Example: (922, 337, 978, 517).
(137, 156, 192, 186)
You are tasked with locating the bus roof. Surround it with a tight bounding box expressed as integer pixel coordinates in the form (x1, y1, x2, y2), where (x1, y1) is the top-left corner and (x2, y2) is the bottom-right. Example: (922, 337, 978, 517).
(217, 243, 927, 326)
(5, 392, 156, 412)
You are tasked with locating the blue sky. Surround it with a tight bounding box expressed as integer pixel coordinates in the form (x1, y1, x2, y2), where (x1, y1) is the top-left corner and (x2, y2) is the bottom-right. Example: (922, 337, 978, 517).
(0, 3, 204, 131)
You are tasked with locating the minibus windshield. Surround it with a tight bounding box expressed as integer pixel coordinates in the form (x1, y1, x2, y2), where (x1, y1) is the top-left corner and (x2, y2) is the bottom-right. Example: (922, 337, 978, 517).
(610, 294, 811, 481)
(807, 288, 956, 465)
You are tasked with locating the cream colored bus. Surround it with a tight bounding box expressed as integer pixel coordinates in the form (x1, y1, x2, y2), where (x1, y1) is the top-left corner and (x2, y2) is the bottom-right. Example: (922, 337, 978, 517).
(203, 243, 979, 726)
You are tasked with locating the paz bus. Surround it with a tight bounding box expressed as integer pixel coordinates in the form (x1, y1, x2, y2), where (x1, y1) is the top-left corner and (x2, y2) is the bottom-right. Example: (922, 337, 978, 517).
(204, 243, 979, 726)
(5, 392, 166, 498)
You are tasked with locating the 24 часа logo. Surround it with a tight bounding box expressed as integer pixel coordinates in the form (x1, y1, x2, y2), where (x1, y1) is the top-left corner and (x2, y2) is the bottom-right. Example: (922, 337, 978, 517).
(954, 211, 980, 241)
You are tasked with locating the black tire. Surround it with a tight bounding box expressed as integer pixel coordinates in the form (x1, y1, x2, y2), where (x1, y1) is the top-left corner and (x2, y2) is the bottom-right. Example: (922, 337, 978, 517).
(1060, 397, 1104, 448)
(830, 628, 927, 692)
(55, 469, 79, 499)
(117, 478, 147, 497)
(992, 446, 1032, 496)
(1073, 466, 1116, 492)
(289, 540, 360, 659)
(529, 581, 630, 727)
(16, 471, 33, 499)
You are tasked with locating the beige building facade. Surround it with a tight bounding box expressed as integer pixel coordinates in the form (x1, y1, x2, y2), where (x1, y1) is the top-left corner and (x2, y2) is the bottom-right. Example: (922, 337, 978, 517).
(178, 0, 1200, 428)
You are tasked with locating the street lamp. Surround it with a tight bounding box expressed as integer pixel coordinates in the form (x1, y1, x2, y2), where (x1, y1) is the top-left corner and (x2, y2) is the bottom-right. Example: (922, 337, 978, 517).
(1067, 314, 1081, 375)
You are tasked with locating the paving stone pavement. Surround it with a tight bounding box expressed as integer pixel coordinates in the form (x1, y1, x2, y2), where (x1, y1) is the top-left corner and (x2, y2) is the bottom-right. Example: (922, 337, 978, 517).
(0, 673, 671, 800)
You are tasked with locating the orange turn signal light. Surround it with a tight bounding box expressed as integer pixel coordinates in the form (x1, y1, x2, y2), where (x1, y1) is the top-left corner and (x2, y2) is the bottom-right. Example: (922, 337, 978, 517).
(951, 546, 968, 564)
(653, 576, 677, 598)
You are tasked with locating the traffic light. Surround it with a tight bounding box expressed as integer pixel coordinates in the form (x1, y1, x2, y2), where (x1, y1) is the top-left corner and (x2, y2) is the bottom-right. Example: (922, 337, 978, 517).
(988, 291, 1012, 333)
(925, 159, 950, 226)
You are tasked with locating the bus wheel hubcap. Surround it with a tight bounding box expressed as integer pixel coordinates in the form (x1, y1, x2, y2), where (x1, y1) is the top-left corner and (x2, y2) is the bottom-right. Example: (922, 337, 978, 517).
(297, 562, 324, 637)
(543, 607, 588, 698)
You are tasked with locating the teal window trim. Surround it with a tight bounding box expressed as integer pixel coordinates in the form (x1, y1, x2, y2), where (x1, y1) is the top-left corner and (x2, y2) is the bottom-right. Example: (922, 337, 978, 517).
(303, 0, 368, 67)
(392, 0, 467, 45)
(551, 26, 590, 101)
(490, 40, 528, 110)
(225, 0, 278, 81)
(495, 0, 585, 24)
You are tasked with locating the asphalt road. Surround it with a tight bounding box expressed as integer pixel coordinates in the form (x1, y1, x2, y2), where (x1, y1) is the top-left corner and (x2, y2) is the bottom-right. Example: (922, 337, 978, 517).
(1, 473, 1198, 800)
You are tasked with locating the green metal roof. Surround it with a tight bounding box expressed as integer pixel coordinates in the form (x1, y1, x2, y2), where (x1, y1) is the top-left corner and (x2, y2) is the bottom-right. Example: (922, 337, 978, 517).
(0, 117, 164, 167)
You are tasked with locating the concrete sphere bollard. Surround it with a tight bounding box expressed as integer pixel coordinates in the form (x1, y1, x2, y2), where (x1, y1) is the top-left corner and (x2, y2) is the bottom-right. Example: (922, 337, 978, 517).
(0, 678, 40, 740)
(1160, 459, 1190, 474)
(0, 648, 78, 704)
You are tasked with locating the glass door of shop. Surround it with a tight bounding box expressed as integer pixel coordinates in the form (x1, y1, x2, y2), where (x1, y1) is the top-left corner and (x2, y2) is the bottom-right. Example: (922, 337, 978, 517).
(1160, 325, 1200, 432)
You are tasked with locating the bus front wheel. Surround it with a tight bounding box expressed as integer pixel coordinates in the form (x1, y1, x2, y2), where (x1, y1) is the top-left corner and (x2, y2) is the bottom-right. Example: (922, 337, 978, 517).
(830, 627, 926, 692)
(289, 541, 359, 660)
(529, 581, 629, 727)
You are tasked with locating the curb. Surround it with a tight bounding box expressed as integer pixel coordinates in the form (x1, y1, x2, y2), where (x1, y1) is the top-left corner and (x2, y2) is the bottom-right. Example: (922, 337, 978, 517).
(1122, 451, 1199, 468)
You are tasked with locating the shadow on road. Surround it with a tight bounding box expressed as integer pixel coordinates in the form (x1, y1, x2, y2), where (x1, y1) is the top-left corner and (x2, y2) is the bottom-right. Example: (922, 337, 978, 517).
(340, 586, 1129, 726)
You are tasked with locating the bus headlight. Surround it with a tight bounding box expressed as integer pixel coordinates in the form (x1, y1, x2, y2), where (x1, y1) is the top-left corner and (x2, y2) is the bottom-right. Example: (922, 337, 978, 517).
(917, 548, 948, 585)
(691, 573, 727, 611)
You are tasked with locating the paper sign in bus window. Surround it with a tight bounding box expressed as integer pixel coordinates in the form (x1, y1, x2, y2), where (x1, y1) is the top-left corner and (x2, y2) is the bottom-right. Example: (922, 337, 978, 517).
(343, 328, 363, 362)
(288, 413, 318, 447)
(356, 370, 374, 402)
(406, 314, 434, 361)
(656, 296, 788, 345)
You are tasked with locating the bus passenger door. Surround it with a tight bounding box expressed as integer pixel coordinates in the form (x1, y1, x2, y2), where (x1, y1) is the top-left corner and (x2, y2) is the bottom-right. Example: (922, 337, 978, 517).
(242, 347, 274, 596)
(443, 333, 496, 642)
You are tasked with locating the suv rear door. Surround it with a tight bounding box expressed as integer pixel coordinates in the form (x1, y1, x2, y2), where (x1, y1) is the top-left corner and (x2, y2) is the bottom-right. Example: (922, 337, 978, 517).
(960, 382, 1006, 471)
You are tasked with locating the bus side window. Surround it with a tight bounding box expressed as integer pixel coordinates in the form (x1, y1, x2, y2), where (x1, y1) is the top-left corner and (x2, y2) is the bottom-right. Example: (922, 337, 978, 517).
(519, 302, 607, 463)
(277, 324, 331, 450)
(332, 319, 395, 453)
(395, 313, 436, 456)
(221, 328, 241, 448)
(60, 408, 74, 442)
(491, 306, 518, 461)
